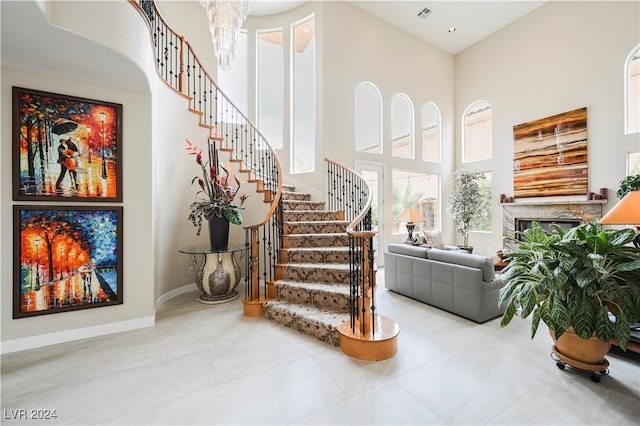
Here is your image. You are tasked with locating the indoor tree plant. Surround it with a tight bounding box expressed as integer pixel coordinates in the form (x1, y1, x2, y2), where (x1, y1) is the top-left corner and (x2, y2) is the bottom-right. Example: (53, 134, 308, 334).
(186, 138, 247, 249)
(447, 169, 485, 252)
(499, 221, 640, 365)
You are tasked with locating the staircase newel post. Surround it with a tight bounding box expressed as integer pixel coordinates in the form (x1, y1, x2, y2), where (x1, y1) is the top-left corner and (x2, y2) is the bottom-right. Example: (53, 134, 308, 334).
(243, 228, 264, 317)
(250, 229, 260, 301)
(178, 35, 187, 95)
(360, 238, 372, 333)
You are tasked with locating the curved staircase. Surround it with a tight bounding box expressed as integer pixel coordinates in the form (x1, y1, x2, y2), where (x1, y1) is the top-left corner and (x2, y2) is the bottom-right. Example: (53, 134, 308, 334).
(264, 185, 351, 346)
(131, 0, 398, 360)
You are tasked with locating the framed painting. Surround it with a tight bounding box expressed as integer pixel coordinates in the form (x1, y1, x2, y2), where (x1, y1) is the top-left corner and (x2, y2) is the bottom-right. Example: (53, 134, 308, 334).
(12, 87, 123, 202)
(513, 107, 588, 198)
(13, 205, 123, 318)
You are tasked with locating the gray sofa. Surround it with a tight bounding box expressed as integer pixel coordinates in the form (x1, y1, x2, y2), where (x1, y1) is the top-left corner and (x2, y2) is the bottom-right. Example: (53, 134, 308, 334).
(384, 243, 506, 323)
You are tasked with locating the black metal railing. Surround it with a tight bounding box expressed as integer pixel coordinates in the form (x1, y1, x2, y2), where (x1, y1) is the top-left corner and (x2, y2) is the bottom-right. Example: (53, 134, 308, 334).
(130, 0, 282, 306)
(326, 159, 377, 336)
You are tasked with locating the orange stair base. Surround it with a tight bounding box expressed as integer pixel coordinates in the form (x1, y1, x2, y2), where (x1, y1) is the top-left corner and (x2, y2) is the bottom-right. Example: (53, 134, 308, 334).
(242, 297, 266, 317)
(338, 315, 400, 361)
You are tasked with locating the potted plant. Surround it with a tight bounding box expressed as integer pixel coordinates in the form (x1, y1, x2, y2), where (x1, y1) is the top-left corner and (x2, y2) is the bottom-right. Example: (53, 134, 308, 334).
(447, 169, 485, 252)
(185, 138, 247, 249)
(499, 221, 640, 369)
(616, 174, 640, 199)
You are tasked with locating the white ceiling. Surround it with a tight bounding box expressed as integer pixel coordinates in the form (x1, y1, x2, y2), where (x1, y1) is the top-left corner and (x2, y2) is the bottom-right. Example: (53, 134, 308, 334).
(249, 0, 548, 54)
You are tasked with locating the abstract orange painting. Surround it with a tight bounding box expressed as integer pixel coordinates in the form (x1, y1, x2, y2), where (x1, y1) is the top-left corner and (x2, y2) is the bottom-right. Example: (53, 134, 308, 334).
(513, 107, 588, 198)
(13, 206, 123, 318)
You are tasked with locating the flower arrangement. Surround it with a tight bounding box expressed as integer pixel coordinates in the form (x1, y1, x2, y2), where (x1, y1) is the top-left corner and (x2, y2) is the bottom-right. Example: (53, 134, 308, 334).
(186, 138, 247, 235)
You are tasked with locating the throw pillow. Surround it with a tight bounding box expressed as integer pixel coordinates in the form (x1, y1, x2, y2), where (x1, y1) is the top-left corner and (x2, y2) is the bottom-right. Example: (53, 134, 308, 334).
(423, 231, 445, 249)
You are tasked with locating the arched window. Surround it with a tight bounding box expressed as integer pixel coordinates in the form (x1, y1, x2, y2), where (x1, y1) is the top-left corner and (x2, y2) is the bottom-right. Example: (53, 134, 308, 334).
(462, 100, 492, 163)
(391, 93, 414, 159)
(421, 102, 440, 162)
(355, 82, 382, 153)
(626, 44, 640, 134)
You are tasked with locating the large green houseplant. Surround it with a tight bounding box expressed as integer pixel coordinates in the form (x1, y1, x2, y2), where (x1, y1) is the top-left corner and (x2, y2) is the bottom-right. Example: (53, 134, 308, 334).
(499, 221, 640, 351)
(447, 170, 485, 250)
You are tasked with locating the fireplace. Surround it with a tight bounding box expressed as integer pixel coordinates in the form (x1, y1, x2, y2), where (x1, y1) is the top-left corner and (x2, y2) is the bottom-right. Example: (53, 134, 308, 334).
(515, 218, 581, 239)
(502, 200, 604, 250)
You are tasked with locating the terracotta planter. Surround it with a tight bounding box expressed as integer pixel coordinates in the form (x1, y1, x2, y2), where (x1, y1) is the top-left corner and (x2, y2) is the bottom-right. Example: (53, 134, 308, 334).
(549, 327, 611, 365)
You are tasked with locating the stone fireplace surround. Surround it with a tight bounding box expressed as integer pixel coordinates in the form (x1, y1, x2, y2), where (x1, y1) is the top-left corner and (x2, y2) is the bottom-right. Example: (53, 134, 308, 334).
(502, 200, 606, 250)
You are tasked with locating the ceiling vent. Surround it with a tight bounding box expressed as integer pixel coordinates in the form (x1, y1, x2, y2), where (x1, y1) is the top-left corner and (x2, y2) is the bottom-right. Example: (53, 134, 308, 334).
(417, 7, 432, 19)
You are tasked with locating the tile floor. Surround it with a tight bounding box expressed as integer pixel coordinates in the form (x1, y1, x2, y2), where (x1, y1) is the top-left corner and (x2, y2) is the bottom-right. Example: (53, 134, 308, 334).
(2, 271, 639, 425)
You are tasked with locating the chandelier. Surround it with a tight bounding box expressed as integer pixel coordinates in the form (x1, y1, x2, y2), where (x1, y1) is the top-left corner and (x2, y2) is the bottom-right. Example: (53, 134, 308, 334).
(201, 0, 249, 71)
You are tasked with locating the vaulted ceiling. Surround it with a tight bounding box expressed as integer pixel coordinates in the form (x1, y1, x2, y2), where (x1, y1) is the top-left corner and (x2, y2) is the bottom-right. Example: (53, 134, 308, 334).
(249, 1, 547, 54)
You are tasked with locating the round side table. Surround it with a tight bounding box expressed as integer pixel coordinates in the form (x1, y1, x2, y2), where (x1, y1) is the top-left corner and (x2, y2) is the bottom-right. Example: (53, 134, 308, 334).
(179, 244, 248, 304)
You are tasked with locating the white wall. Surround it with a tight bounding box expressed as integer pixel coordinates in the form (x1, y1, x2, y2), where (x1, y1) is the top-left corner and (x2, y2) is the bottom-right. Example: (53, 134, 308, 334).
(1, 0, 268, 352)
(455, 0, 640, 256)
(320, 2, 457, 249)
(0, 66, 155, 351)
(246, 2, 457, 250)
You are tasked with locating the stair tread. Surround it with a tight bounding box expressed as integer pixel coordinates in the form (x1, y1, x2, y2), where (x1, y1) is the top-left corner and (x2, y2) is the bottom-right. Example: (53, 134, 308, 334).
(283, 247, 350, 252)
(280, 262, 351, 270)
(264, 301, 349, 326)
(286, 232, 347, 237)
(283, 210, 341, 213)
(282, 191, 309, 195)
(285, 220, 350, 224)
(275, 280, 351, 293)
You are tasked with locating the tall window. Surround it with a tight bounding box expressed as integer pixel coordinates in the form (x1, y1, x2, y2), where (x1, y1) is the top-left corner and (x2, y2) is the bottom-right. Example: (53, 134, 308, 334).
(392, 170, 440, 233)
(391, 94, 414, 159)
(291, 16, 315, 174)
(626, 45, 640, 134)
(257, 29, 284, 149)
(421, 102, 440, 162)
(463, 101, 492, 162)
(355, 82, 382, 153)
(217, 31, 248, 114)
(629, 151, 640, 175)
(469, 171, 492, 231)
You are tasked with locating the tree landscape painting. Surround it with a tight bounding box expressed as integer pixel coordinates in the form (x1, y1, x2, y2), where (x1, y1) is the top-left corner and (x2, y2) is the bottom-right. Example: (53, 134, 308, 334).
(14, 206, 123, 318)
(513, 107, 588, 198)
(12, 87, 122, 201)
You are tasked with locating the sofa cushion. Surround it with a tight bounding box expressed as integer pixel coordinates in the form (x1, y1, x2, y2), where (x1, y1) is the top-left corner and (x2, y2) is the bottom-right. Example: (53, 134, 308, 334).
(426, 248, 495, 281)
(387, 243, 429, 259)
(423, 231, 445, 249)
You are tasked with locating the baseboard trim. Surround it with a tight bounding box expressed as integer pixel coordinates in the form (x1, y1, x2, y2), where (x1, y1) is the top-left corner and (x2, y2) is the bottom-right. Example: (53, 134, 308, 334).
(0, 316, 155, 354)
(155, 283, 198, 310)
(1, 283, 199, 355)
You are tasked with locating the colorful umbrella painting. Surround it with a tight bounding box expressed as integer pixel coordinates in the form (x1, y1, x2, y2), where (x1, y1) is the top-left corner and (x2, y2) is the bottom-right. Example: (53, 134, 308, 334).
(12, 86, 122, 201)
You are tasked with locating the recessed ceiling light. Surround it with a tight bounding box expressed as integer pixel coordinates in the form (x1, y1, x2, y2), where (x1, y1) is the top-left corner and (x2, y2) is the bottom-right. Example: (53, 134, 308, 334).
(448, 27, 457, 33)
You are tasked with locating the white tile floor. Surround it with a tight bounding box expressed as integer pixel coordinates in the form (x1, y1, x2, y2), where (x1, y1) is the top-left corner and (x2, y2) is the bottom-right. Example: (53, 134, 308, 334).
(2, 271, 639, 425)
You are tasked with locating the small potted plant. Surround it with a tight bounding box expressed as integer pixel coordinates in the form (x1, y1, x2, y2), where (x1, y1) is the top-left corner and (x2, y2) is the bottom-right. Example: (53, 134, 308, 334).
(185, 138, 247, 249)
(447, 169, 485, 252)
(499, 221, 640, 368)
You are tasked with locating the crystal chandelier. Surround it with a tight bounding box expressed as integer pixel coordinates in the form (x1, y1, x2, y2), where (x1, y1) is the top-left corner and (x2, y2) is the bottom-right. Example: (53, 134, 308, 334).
(201, 0, 249, 71)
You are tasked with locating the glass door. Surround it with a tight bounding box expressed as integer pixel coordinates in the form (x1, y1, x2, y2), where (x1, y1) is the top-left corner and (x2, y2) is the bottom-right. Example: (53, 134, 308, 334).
(355, 161, 384, 267)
